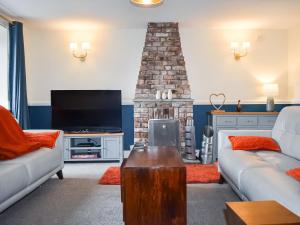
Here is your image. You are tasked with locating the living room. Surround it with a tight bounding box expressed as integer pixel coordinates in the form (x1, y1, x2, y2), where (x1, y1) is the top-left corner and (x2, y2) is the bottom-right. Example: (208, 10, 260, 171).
(0, 1, 300, 225)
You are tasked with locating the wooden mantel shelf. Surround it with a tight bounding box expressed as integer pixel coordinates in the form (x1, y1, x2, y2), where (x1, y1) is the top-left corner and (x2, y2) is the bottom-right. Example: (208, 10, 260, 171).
(209, 111, 279, 115)
(133, 98, 194, 102)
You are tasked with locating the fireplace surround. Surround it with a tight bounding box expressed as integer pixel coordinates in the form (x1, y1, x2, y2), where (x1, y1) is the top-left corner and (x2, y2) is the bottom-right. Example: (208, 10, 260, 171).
(134, 22, 193, 152)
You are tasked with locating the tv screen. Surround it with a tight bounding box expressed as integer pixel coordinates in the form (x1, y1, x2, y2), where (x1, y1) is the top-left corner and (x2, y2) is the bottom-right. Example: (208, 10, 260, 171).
(51, 90, 122, 132)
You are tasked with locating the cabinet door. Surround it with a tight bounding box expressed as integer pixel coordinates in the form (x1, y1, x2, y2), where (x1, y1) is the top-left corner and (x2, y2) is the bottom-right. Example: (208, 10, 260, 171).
(64, 138, 70, 161)
(103, 137, 120, 159)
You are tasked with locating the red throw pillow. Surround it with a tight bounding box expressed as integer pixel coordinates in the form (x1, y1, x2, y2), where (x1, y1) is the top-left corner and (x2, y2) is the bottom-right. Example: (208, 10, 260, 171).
(287, 168, 300, 182)
(228, 136, 281, 151)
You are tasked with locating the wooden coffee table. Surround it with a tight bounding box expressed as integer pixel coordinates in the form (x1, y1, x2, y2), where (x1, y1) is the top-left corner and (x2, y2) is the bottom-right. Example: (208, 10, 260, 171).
(224, 201, 300, 225)
(121, 146, 186, 225)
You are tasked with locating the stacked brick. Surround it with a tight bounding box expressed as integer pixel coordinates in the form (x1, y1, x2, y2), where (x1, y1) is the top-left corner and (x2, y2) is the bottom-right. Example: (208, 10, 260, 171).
(134, 22, 194, 151)
(135, 22, 191, 100)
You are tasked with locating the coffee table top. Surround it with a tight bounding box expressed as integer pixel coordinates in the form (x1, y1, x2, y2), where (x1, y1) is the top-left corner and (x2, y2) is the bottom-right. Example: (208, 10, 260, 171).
(226, 201, 300, 225)
(124, 146, 185, 168)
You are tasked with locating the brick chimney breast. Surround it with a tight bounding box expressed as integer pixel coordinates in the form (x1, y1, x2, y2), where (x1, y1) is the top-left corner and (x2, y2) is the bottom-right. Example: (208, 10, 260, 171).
(134, 22, 193, 152)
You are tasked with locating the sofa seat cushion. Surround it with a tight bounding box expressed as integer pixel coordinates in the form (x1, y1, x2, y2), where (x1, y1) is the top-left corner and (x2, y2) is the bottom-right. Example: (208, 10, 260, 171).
(240, 167, 300, 216)
(0, 163, 29, 203)
(256, 151, 300, 172)
(219, 148, 271, 188)
(2, 148, 62, 184)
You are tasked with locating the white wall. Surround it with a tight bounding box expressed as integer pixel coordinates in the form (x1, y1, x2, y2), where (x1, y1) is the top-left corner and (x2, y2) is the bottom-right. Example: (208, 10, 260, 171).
(182, 29, 288, 104)
(24, 26, 145, 105)
(288, 26, 300, 103)
(24, 24, 290, 105)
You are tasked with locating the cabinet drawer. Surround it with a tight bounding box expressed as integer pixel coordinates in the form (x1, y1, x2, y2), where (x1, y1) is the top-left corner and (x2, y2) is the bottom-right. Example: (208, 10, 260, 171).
(237, 116, 258, 126)
(258, 116, 277, 127)
(216, 117, 237, 126)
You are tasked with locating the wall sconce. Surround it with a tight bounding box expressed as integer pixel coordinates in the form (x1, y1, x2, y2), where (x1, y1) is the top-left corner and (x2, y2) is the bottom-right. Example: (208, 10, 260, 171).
(230, 41, 251, 60)
(69, 42, 91, 62)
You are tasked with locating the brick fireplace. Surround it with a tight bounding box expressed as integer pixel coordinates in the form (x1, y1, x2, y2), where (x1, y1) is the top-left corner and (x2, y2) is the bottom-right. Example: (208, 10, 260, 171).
(134, 22, 193, 152)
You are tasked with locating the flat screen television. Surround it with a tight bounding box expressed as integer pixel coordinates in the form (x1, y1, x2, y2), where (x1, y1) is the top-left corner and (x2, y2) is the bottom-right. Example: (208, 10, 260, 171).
(51, 90, 122, 133)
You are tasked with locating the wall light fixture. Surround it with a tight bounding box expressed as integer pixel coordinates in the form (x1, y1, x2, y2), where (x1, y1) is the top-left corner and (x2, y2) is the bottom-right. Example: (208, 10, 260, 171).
(230, 41, 251, 60)
(69, 42, 91, 62)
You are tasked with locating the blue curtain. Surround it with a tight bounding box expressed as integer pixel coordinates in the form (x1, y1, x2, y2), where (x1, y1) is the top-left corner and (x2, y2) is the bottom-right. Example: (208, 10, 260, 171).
(8, 21, 30, 129)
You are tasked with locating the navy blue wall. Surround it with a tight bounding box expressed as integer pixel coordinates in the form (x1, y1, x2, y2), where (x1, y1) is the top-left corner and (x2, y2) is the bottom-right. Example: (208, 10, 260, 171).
(29, 105, 134, 150)
(29, 104, 290, 150)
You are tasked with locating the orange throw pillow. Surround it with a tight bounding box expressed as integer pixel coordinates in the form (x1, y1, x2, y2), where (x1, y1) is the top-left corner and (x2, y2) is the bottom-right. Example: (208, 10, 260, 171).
(287, 168, 300, 182)
(228, 136, 281, 151)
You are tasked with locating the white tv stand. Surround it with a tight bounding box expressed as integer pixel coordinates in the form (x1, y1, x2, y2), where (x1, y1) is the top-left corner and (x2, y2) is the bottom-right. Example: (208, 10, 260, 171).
(63, 132, 124, 162)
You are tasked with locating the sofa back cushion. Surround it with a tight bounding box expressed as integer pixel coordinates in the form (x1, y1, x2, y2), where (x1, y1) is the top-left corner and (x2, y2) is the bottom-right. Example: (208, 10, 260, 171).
(272, 106, 300, 160)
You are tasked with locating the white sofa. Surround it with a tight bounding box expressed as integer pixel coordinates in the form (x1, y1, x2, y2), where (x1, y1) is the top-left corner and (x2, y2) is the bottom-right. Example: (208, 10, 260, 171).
(218, 106, 300, 216)
(0, 130, 64, 213)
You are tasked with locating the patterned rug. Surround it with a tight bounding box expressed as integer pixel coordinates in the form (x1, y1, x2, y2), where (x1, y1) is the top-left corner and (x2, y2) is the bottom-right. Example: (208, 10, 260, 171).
(99, 164, 220, 185)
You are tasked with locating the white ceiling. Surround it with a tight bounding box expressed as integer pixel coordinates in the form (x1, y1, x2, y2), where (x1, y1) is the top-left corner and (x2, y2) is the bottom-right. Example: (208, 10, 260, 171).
(1, 0, 300, 29)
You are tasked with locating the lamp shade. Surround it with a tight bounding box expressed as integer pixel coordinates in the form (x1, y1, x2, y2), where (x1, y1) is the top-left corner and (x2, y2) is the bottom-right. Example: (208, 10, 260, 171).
(242, 41, 251, 49)
(69, 42, 78, 50)
(263, 83, 279, 97)
(81, 42, 91, 50)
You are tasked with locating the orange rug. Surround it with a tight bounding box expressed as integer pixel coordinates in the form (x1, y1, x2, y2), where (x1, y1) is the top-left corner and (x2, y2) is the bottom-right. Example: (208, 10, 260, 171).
(99, 164, 220, 185)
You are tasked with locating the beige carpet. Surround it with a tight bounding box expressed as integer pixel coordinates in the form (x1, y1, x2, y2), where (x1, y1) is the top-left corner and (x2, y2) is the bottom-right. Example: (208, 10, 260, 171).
(0, 163, 239, 225)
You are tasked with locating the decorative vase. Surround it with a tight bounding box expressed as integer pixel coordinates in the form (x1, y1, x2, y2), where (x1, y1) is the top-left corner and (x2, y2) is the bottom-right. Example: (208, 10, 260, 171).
(266, 97, 275, 112)
(161, 91, 167, 100)
(155, 90, 161, 100)
(167, 89, 173, 100)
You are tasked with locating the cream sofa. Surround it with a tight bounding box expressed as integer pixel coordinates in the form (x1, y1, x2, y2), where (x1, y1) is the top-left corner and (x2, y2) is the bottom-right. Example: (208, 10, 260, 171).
(0, 130, 64, 213)
(218, 106, 300, 216)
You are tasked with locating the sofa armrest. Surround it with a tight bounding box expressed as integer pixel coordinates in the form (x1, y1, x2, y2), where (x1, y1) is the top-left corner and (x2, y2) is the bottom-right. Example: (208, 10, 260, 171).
(218, 130, 272, 154)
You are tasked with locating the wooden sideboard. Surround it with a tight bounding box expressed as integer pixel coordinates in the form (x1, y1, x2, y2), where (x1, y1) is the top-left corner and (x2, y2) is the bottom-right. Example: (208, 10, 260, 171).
(121, 146, 187, 225)
(209, 111, 279, 161)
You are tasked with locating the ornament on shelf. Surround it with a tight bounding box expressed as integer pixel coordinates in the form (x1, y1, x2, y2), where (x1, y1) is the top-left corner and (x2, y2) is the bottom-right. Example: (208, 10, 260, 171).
(155, 90, 161, 100)
(236, 100, 242, 112)
(167, 89, 173, 100)
(209, 93, 226, 112)
(161, 91, 167, 100)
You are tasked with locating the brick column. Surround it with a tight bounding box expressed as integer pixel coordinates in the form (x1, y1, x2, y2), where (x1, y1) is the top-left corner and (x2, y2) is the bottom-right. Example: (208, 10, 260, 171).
(134, 22, 193, 152)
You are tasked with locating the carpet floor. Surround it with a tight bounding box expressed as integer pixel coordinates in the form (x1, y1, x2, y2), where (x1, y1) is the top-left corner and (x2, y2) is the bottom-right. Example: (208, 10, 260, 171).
(0, 163, 239, 225)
